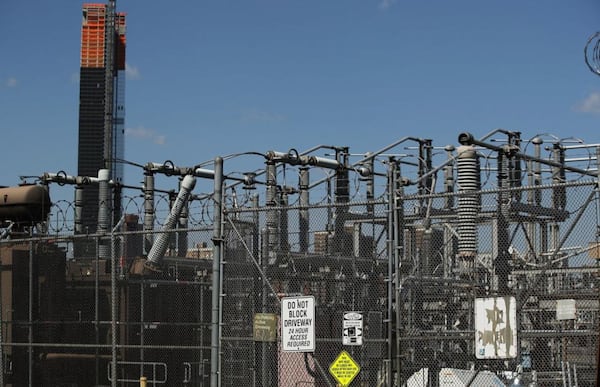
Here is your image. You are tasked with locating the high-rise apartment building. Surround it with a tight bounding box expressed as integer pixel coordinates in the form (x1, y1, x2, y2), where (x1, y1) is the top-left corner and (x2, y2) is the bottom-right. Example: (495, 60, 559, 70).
(77, 2, 126, 236)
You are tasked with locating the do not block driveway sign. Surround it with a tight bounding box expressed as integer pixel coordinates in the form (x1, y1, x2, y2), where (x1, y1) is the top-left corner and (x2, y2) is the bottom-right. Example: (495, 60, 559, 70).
(281, 295, 315, 352)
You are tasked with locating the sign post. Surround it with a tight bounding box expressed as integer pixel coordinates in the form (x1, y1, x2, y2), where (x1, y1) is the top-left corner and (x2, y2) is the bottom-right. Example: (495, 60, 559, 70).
(281, 295, 315, 352)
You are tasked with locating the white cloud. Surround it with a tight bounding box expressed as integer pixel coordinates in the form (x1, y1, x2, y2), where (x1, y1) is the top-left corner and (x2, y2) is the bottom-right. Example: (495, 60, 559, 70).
(239, 108, 285, 124)
(575, 92, 600, 114)
(378, 0, 397, 10)
(6, 77, 17, 87)
(125, 126, 166, 145)
(125, 63, 141, 80)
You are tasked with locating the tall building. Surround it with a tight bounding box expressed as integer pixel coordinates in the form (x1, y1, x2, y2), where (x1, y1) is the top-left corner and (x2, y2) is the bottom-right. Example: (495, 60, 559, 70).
(77, 2, 126, 237)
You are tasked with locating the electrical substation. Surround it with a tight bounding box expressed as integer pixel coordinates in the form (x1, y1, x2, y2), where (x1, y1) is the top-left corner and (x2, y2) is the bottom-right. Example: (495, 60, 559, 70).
(0, 130, 598, 386)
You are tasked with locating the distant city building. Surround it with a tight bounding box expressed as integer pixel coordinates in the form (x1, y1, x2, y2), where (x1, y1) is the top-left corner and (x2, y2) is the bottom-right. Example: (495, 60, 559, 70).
(77, 2, 126, 238)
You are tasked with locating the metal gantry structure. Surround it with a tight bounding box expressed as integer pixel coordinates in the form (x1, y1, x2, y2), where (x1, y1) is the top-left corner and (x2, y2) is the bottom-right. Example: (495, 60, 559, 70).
(0, 130, 598, 386)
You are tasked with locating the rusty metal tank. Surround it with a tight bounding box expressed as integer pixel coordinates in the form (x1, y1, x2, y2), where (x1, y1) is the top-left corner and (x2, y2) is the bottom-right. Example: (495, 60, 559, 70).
(0, 184, 51, 224)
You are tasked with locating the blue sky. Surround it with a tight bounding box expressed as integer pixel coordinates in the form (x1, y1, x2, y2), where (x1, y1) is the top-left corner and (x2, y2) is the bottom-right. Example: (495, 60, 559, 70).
(1, 0, 599, 193)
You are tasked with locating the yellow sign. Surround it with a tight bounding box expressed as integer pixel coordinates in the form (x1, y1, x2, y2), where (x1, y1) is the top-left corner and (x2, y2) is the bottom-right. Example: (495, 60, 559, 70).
(329, 350, 360, 386)
(253, 313, 277, 342)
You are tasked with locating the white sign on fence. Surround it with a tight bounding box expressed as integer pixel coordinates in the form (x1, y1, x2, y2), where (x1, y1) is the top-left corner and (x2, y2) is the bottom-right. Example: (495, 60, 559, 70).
(281, 295, 315, 352)
(342, 311, 363, 346)
(474, 296, 517, 359)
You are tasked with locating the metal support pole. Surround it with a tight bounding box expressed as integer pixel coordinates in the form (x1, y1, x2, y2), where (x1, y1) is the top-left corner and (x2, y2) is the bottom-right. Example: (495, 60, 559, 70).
(299, 168, 310, 253)
(526, 158, 535, 250)
(108, 215, 124, 387)
(103, 0, 115, 176)
(110, 235, 117, 387)
(95, 238, 100, 386)
(28, 234, 33, 387)
(596, 146, 600, 191)
(140, 280, 145, 376)
(444, 145, 455, 210)
(260, 191, 268, 387)
(265, 160, 278, 263)
(0, 291, 3, 387)
(252, 194, 260, 263)
(143, 171, 155, 254)
(333, 148, 350, 254)
(98, 169, 111, 260)
(386, 157, 400, 387)
(363, 153, 375, 215)
(279, 189, 289, 254)
(533, 137, 543, 206)
(418, 139, 433, 211)
(177, 177, 190, 257)
(497, 150, 511, 293)
(551, 145, 564, 274)
(393, 159, 404, 387)
(210, 157, 224, 387)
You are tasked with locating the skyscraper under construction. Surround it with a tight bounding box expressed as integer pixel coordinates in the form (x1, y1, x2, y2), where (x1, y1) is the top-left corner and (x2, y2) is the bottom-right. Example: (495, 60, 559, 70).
(77, 2, 126, 239)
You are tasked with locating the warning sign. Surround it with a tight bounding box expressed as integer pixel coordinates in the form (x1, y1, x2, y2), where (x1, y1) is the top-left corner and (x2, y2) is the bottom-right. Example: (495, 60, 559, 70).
(342, 311, 363, 346)
(253, 313, 277, 342)
(329, 350, 360, 386)
(281, 295, 315, 352)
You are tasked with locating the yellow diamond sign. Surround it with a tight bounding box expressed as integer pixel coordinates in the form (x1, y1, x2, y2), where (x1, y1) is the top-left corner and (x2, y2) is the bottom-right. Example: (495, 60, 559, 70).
(329, 350, 360, 386)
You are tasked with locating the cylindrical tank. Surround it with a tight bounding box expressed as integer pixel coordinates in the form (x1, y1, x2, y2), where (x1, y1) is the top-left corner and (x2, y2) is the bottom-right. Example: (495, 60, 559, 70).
(0, 184, 51, 224)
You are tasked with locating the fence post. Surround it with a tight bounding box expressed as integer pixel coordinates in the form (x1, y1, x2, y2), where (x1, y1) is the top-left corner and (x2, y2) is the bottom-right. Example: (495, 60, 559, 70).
(211, 157, 224, 387)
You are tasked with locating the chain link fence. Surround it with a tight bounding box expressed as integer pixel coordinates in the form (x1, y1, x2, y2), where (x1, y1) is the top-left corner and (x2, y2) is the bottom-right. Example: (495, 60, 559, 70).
(0, 134, 599, 386)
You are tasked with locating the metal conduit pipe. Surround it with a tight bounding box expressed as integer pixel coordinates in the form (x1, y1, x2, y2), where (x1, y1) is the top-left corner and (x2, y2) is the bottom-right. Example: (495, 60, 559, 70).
(42, 171, 99, 186)
(458, 131, 596, 177)
(265, 150, 342, 170)
(144, 174, 196, 271)
(193, 168, 215, 179)
(455, 145, 480, 273)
